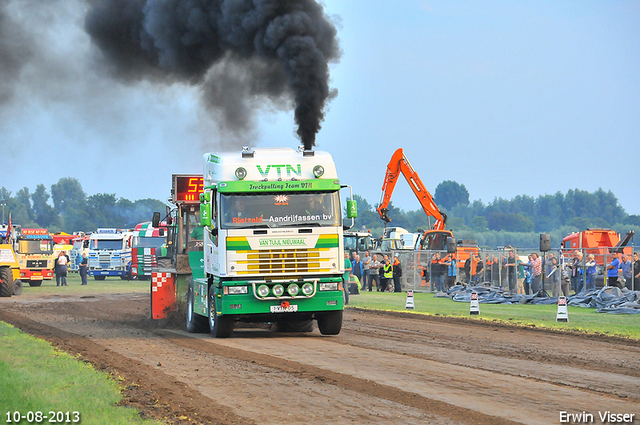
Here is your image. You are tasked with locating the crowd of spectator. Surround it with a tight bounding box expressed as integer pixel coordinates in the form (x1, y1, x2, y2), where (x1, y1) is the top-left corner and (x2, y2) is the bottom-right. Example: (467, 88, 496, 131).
(425, 249, 639, 296)
(344, 250, 403, 298)
(344, 248, 639, 301)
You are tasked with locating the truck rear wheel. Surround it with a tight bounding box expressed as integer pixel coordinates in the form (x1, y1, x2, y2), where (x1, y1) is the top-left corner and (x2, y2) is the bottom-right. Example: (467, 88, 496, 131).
(28, 280, 42, 287)
(317, 310, 343, 335)
(13, 280, 23, 296)
(0, 267, 14, 297)
(186, 279, 207, 333)
(208, 291, 234, 338)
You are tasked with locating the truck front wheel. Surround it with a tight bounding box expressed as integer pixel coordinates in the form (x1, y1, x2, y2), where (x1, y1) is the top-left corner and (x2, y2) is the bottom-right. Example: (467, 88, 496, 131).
(186, 279, 207, 333)
(0, 267, 14, 297)
(208, 291, 234, 338)
(317, 310, 343, 335)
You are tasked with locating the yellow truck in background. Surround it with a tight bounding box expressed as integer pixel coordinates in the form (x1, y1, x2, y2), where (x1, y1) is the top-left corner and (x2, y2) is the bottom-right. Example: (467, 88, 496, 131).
(0, 243, 22, 297)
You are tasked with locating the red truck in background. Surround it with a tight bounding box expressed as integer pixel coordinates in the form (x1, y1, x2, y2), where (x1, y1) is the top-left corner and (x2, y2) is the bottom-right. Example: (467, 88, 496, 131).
(13, 228, 55, 286)
(561, 229, 634, 264)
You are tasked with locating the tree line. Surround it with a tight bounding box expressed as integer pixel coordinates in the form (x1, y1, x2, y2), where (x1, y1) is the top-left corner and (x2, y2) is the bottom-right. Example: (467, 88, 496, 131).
(347, 181, 640, 249)
(0, 177, 166, 233)
(3, 177, 637, 249)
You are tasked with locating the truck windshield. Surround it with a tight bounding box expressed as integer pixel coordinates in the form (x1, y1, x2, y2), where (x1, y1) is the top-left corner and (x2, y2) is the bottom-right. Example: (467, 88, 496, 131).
(132, 237, 165, 249)
(343, 236, 358, 252)
(90, 239, 123, 250)
(16, 239, 53, 254)
(220, 191, 341, 229)
(344, 235, 374, 252)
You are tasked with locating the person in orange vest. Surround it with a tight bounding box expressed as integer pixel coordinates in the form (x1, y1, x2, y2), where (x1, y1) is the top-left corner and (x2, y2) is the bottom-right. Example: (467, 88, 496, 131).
(392, 255, 402, 292)
(469, 254, 479, 284)
(432, 252, 444, 291)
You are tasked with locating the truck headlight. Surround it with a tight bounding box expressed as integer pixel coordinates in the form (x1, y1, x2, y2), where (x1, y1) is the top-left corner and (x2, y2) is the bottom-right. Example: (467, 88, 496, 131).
(319, 282, 339, 291)
(287, 283, 300, 296)
(272, 284, 285, 297)
(302, 282, 314, 295)
(313, 165, 324, 178)
(257, 285, 269, 298)
(224, 286, 248, 295)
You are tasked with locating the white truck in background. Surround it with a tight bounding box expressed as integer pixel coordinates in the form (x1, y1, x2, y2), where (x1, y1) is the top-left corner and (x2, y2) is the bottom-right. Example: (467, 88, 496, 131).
(88, 228, 132, 280)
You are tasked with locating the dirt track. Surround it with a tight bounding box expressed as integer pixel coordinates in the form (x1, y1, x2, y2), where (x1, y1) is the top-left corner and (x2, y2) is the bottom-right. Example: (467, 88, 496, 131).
(1, 292, 639, 424)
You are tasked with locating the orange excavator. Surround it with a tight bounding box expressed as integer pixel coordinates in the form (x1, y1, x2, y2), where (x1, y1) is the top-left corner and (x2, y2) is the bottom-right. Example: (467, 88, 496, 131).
(377, 148, 451, 251)
(377, 148, 478, 265)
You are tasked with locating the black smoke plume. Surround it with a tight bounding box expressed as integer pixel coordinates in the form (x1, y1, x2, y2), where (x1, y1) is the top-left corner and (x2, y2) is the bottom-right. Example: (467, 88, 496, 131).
(84, 0, 341, 149)
(0, 0, 36, 104)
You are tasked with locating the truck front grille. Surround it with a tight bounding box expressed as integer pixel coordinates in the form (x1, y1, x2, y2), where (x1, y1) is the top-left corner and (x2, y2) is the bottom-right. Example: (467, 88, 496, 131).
(233, 248, 332, 275)
(26, 260, 48, 268)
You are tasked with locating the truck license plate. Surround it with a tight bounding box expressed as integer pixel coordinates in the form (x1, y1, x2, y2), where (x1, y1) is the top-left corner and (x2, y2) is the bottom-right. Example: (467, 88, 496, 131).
(270, 305, 298, 313)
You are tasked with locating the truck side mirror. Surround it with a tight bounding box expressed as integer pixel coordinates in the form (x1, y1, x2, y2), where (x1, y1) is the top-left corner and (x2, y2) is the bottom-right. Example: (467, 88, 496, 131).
(446, 237, 457, 253)
(200, 202, 212, 228)
(347, 200, 358, 219)
(152, 212, 160, 228)
(200, 190, 214, 228)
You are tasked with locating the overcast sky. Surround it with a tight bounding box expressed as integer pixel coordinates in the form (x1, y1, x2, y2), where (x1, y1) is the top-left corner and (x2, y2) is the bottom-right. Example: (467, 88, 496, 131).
(2, 1, 639, 216)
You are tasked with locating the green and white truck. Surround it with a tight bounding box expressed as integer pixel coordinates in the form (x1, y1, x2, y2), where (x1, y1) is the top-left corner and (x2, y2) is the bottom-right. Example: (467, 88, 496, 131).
(186, 146, 356, 337)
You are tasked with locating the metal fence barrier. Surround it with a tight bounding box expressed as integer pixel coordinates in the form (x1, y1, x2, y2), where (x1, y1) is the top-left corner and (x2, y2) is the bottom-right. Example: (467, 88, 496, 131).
(369, 246, 637, 295)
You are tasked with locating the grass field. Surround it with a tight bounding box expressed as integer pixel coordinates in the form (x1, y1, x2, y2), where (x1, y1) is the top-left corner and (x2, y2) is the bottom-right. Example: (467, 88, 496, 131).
(0, 322, 158, 425)
(348, 291, 640, 339)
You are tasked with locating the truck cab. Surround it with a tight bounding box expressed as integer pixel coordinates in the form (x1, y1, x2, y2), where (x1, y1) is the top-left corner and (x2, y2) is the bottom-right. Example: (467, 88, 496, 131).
(186, 147, 356, 337)
(131, 221, 169, 280)
(88, 228, 132, 280)
(70, 235, 90, 272)
(343, 231, 375, 254)
(13, 228, 54, 287)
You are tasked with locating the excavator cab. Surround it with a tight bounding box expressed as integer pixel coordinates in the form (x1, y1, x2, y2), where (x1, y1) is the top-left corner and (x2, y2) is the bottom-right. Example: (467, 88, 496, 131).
(420, 231, 451, 251)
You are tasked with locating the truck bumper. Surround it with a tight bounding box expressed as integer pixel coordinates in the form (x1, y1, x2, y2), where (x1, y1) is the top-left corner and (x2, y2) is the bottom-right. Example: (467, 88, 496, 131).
(89, 270, 124, 276)
(192, 277, 345, 318)
(20, 270, 53, 280)
(217, 290, 344, 316)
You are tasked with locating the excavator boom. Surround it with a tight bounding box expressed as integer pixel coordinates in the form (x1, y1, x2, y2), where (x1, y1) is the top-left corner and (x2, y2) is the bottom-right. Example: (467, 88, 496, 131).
(377, 148, 446, 230)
